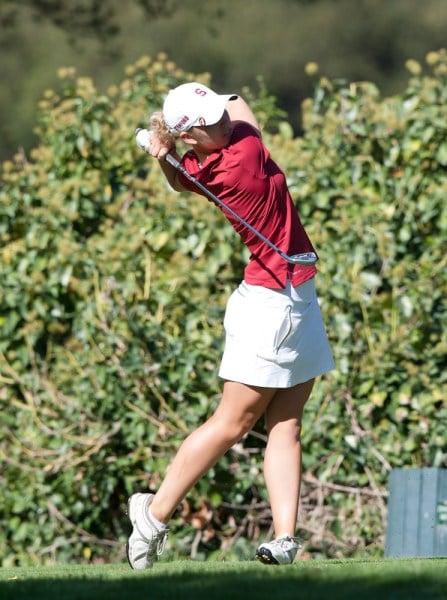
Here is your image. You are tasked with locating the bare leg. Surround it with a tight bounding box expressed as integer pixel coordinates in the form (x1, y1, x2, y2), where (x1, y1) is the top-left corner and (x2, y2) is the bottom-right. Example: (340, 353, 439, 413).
(150, 381, 276, 523)
(263, 378, 314, 537)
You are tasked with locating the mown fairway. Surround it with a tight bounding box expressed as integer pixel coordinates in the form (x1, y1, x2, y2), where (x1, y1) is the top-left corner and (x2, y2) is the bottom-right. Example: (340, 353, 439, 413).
(1, 558, 446, 600)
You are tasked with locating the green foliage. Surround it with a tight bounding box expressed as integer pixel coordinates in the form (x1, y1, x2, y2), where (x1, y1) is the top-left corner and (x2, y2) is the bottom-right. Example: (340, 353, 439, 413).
(1, 50, 446, 566)
(2, 0, 447, 160)
(288, 50, 447, 554)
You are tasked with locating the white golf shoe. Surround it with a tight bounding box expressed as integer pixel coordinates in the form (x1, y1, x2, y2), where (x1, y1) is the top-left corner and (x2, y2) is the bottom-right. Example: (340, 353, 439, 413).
(126, 493, 169, 570)
(256, 534, 301, 565)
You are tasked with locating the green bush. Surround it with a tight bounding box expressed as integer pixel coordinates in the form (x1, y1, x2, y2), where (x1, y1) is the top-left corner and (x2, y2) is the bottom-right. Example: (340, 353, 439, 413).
(0, 51, 446, 565)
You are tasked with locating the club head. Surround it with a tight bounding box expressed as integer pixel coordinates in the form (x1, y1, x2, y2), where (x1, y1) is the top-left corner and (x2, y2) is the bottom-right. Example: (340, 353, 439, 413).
(287, 252, 318, 265)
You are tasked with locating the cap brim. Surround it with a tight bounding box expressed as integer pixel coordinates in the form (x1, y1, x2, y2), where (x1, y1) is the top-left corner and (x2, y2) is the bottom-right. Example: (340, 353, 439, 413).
(195, 94, 238, 127)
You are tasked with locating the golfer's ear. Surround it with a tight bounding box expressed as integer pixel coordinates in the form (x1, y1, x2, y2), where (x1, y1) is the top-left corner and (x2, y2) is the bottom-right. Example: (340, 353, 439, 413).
(179, 131, 197, 146)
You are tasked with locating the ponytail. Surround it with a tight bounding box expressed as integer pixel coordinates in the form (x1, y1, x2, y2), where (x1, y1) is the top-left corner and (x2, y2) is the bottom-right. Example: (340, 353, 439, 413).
(148, 111, 176, 146)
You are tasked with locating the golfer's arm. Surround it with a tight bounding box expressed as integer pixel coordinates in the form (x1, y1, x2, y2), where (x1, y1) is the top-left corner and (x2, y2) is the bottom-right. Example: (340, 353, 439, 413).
(227, 96, 261, 137)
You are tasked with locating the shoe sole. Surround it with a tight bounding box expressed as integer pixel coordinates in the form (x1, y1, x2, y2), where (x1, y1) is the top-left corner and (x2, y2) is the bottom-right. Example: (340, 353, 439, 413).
(126, 540, 132, 568)
(256, 548, 280, 565)
(126, 495, 136, 569)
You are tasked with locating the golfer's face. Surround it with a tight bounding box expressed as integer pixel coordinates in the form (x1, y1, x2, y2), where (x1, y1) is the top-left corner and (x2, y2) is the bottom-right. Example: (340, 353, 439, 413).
(190, 110, 233, 151)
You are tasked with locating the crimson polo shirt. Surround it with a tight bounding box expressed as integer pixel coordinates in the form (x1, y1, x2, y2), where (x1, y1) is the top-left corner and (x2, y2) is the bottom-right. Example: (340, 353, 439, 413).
(179, 122, 317, 289)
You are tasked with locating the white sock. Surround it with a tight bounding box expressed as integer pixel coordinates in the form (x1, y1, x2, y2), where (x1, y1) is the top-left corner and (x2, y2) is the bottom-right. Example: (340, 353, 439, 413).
(148, 507, 168, 530)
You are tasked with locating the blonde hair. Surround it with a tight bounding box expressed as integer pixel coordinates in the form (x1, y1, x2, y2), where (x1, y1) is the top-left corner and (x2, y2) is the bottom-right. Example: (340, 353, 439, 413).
(148, 111, 176, 145)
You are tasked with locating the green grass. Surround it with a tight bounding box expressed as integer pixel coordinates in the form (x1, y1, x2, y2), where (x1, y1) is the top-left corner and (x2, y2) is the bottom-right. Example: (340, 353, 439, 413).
(1, 558, 446, 600)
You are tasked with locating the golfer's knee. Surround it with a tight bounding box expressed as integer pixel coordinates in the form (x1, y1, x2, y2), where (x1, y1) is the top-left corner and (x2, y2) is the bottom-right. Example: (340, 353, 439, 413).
(228, 412, 257, 441)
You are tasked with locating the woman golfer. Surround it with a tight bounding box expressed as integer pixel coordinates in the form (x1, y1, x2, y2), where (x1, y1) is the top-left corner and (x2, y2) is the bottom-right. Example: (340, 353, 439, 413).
(127, 81, 334, 568)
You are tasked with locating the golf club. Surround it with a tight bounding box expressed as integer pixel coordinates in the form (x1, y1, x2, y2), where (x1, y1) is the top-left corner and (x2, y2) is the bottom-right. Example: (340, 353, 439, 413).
(135, 128, 318, 266)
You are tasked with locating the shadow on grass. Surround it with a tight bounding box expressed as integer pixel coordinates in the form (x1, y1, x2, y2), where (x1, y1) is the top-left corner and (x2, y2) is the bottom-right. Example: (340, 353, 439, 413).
(1, 567, 446, 600)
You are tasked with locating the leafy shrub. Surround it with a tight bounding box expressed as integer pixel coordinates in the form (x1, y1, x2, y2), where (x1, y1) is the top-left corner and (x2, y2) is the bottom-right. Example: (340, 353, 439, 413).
(0, 51, 446, 565)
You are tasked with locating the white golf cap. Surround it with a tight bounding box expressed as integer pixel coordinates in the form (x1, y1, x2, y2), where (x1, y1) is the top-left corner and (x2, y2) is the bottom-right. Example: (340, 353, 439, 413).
(163, 82, 236, 133)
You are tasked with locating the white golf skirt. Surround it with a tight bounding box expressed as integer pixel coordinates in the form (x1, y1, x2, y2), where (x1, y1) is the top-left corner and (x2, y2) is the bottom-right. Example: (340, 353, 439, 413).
(218, 277, 334, 388)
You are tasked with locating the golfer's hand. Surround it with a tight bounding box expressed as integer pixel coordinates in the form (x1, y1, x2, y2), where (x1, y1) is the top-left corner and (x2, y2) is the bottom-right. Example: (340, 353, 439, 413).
(135, 128, 175, 159)
(149, 132, 176, 160)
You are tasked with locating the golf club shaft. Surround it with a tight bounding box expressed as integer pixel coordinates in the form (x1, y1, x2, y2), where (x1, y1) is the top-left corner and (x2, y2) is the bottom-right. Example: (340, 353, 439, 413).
(165, 154, 317, 266)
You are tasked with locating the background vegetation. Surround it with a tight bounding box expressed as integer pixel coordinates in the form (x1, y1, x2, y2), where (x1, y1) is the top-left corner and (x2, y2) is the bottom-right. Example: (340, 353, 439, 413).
(1, 0, 447, 160)
(1, 43, 446, 566)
